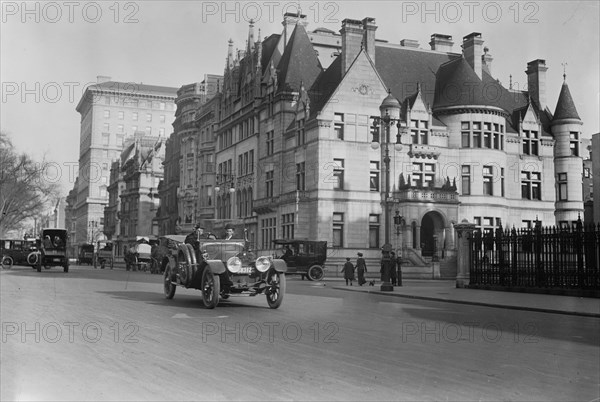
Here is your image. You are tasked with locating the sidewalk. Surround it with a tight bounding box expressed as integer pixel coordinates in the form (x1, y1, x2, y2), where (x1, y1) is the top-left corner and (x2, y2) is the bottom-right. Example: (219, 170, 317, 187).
(326, 276, 600, 318)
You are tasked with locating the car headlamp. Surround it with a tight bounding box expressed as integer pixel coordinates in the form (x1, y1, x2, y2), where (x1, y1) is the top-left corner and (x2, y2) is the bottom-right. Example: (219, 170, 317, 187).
(255, 256, 271, 272)
(227, 256, 242, 273)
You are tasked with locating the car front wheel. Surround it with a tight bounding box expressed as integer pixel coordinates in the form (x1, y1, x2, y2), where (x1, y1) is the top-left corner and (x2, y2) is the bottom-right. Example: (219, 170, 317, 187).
(201, 268, 220, 309)
(307, 265, 324, 281)
(266, 271, 286, 309)
(1, 256, 13, 269)
(164, 265, 176, 299)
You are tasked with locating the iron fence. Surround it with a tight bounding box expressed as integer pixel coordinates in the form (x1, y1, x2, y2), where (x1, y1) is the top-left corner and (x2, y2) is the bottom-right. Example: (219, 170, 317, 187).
(470, 218, 600, 290)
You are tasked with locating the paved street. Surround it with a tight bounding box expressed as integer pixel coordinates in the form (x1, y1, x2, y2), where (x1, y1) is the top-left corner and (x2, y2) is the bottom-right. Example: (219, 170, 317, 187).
(1, 265, 599, 401)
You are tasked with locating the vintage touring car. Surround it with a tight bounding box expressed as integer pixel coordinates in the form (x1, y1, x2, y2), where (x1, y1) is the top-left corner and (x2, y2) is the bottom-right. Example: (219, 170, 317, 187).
(272, 239, 327, 281)
(162, 233, 287, 309)
(37, 228, 69, 272)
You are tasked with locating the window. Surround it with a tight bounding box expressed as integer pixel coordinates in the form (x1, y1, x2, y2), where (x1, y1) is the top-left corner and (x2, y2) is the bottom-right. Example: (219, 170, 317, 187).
(146, 113, 152, 122)
(132, 112, 138, 121)
(584, 167, 591, 178)
(369, 214, 380, 248)
(145, 127, 152, 135)
(334, 113, 344, 140)
(412, 162, 435, 188)
(159, 128, 165, 136)
(461, 165, 471, 195)
(370, 161, 380, 191)
(521, 171, 541, 200)
(266, 131, 274, 155)
(261, 217, 277, 249)
(333, 159, 344, 190)
(118, 111, 124, 120)
(332, 213, 344, 247)
(483, 165, 493, 196)
(522, 130, 539, 155)
(116, 135, 124, 147)
(102, 134, 110, 146)
(296, 162, 305, 191)
(118, 124, 124, 133)
(103, 123, 110, 132)
(132, 125, 138, 133)
(281, 213, 295, 239)
(297, 118, 306, 145)
(160, 102, 166, 110)
(570, 132, 579, 156)
(410, 120, 428, 144)
(160, 115, 166, 123)
(558, 173, 568, 201)
(462, 121, 503, 149)
(104, 110, 110, 118)
(266, 170, 274, 198)
(501, 168, 505, 197)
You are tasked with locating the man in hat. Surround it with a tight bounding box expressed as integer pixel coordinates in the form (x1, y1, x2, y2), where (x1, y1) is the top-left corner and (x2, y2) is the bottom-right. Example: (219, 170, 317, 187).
(356, 252, 367, 286)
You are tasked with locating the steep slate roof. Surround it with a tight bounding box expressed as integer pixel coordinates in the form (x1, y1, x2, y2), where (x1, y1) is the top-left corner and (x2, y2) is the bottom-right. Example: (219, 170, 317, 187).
(308, 55, 341, 115)
(276, 24, 323, 94)
(553, 81, 581, 121)
(375, 45, 458, 109)
(261, 34, 281, 75)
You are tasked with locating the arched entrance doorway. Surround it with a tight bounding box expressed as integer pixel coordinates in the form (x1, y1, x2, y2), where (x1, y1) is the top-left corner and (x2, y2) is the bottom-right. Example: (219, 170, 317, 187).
(420, 211, 445, 257)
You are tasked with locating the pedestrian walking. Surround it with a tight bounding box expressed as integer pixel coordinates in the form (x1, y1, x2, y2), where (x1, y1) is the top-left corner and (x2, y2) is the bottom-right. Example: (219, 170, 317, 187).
(356, 252, 367, 286)
(341, 257, 355, 286)
(390, 251, 398, 286)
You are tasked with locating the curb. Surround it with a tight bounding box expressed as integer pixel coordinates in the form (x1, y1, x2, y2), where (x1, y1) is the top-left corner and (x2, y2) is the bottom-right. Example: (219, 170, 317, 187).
(331, 286, 600, 318)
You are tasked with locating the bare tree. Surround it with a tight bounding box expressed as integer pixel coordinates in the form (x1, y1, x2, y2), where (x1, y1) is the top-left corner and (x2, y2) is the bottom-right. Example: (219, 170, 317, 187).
(0, 132, 59, 237)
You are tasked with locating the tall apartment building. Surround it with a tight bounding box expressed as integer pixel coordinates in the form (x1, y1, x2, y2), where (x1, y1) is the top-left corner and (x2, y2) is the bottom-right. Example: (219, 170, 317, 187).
(206, 15, 585, 270)
(73, 77, 177, 246)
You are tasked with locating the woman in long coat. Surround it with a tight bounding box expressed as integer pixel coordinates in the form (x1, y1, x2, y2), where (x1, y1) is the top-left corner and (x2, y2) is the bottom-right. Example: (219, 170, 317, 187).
(341, 257, 355, 286)
(356, 252, 367, 286)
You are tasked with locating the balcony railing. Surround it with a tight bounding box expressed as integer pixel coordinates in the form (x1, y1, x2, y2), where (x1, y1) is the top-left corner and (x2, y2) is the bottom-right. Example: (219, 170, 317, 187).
(395, 187, 458, 203)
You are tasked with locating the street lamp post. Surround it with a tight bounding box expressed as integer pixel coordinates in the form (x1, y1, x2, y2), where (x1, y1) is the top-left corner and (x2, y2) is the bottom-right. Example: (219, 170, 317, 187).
(371, 89, 405, 292)
(214, 173, 236, 219)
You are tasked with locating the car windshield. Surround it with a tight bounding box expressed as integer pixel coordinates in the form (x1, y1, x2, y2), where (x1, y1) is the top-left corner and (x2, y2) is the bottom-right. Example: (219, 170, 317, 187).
(201, 242, 245, 261)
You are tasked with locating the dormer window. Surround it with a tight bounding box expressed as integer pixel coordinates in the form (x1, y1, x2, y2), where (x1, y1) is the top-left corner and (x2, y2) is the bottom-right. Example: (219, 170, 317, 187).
(522, 129, 539, 156)
(410, 119, 428, 145)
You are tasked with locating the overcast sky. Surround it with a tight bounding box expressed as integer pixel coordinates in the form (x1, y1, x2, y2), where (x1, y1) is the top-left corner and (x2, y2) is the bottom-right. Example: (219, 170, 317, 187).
(1, 0, 599, 194)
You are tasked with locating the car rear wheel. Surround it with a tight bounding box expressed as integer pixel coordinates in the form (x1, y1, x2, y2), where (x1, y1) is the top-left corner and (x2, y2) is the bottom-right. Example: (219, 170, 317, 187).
(266, 271, 286, 309)
(27, 252, 38, 266)
(164, 265, 176, 299)
(201, 268, 220, 309)
(307, 265, 324, 281)
(1, 256, 13, 269)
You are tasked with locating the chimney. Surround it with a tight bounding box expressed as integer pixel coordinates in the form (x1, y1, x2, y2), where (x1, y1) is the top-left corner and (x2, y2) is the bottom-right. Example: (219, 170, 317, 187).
(462, 32, 484, 79)
(362, 17, 377, 63)
(282, 11, 308, 47)
(340, 18, 364, 75)
(526, 59, 548, 111)
(97, 75, 111, 83)
(482, 47, 493, 76)
(429, 34, 453, 52)
(400, 39, 419, 48)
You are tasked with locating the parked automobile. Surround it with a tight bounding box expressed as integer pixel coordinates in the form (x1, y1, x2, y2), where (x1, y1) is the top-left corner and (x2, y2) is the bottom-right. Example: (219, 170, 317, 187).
(37, 228, 69, 272)
(78, 244, 95, 265)
(94, 240, 114, 269)
(162, 231, 287, 309)
(1, 239, 38, 269)
(272, 239, 327, 281)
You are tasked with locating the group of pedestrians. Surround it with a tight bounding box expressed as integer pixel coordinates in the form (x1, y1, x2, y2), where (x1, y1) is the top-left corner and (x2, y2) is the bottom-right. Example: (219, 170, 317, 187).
(341, 251, 402, 286)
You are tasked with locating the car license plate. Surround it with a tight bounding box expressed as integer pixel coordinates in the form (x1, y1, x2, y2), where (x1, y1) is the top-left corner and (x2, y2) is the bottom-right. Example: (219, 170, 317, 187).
(238, 267, 252, 274)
